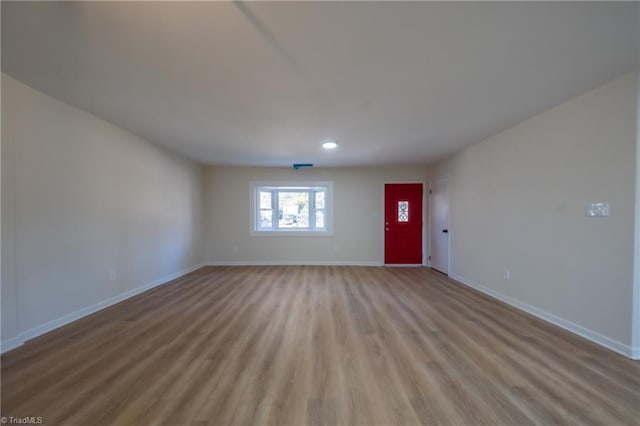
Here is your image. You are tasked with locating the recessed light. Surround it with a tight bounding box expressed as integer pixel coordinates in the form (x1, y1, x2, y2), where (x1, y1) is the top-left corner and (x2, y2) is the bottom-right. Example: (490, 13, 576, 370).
(322, 140, 338, 149)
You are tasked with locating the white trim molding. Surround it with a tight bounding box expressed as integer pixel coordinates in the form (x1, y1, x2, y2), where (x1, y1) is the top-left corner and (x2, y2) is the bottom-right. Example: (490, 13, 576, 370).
(450, 273, 638, 359)
(1, 262, 207, 354)
(207, 260, 383, 267)
(384, 264, 424, 268)
(0, 336, 24, 354)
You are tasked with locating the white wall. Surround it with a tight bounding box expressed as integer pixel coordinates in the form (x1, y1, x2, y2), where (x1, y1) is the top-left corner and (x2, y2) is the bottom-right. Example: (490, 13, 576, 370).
(430, 71, 638, 357)
(204, 166, 428, 265)
(1, 74, 204, 351)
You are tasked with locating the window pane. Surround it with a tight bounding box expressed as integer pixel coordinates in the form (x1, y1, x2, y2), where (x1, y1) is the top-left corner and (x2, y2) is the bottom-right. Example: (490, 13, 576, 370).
(315, 191, 325, 209)
(259, 210, 273, 228)
(315, 210, 325, 228)
(259, 191, 272, 209)
(398, 201, 409, 222)
(278, 192, 309, 228)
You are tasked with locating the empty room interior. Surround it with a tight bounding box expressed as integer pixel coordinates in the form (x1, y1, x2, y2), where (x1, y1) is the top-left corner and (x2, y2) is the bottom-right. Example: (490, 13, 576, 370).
(2, 1, 639, 425)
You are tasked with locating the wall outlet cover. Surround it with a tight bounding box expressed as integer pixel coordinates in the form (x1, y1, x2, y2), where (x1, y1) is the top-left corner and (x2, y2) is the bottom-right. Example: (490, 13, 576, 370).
(586, 201, 609, 217)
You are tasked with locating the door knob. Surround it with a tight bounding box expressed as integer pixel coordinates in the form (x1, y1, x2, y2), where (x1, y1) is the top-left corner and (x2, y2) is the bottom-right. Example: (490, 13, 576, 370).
(442, 229, 449, 233)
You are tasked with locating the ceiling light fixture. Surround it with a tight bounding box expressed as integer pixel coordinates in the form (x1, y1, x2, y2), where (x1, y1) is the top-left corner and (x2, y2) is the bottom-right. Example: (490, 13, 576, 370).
(322, 140, 338, 149)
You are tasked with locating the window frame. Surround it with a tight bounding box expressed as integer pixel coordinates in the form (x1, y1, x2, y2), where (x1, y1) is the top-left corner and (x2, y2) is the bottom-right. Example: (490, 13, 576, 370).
(250, 181, 334, 236)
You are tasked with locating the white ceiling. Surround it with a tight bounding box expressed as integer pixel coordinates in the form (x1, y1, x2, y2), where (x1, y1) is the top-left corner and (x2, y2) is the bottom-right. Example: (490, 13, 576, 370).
(2, 2, 638, 167)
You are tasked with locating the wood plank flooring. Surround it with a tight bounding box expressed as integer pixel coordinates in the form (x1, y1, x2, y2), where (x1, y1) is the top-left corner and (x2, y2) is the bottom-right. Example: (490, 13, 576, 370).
(2, 266, 639, 425)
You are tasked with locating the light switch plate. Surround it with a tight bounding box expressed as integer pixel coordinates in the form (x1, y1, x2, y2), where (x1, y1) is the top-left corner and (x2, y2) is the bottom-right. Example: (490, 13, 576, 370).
(586, 201, 609, 217)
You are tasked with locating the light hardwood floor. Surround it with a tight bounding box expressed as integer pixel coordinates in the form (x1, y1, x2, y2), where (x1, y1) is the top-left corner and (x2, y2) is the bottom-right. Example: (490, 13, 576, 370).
(2, 266, 639, 425)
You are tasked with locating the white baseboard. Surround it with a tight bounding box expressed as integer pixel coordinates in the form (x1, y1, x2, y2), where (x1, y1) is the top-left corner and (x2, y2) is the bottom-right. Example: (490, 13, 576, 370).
(1, 262, 206, 354)
(449, 273, 637, 360)
(0, 335, 24, 353)
(206, 260, 384, 267)
(384, 264, 423, 267)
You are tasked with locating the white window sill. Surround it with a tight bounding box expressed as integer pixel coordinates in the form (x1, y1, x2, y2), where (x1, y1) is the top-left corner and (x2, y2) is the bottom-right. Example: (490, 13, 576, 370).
(250, 230, 333, 237)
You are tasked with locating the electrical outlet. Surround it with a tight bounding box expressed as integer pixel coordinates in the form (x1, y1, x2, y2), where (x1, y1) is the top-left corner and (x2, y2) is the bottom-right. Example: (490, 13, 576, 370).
(586, 201, 609, 217)
(109, 269, 117, 281)
(503, 268, 510, 281)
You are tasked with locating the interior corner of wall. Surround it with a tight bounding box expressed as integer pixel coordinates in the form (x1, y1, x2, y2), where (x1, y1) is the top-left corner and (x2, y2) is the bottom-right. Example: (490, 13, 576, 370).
(632, 69, 640, 349)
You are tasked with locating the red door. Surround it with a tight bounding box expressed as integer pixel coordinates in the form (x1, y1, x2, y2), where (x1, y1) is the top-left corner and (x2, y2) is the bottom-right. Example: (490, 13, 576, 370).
(385, 183, 423, 264)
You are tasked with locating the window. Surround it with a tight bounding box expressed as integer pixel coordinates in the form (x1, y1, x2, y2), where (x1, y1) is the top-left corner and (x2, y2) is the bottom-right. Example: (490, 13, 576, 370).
(251, 182, 333, 236)
(398, 200, 409, 222)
